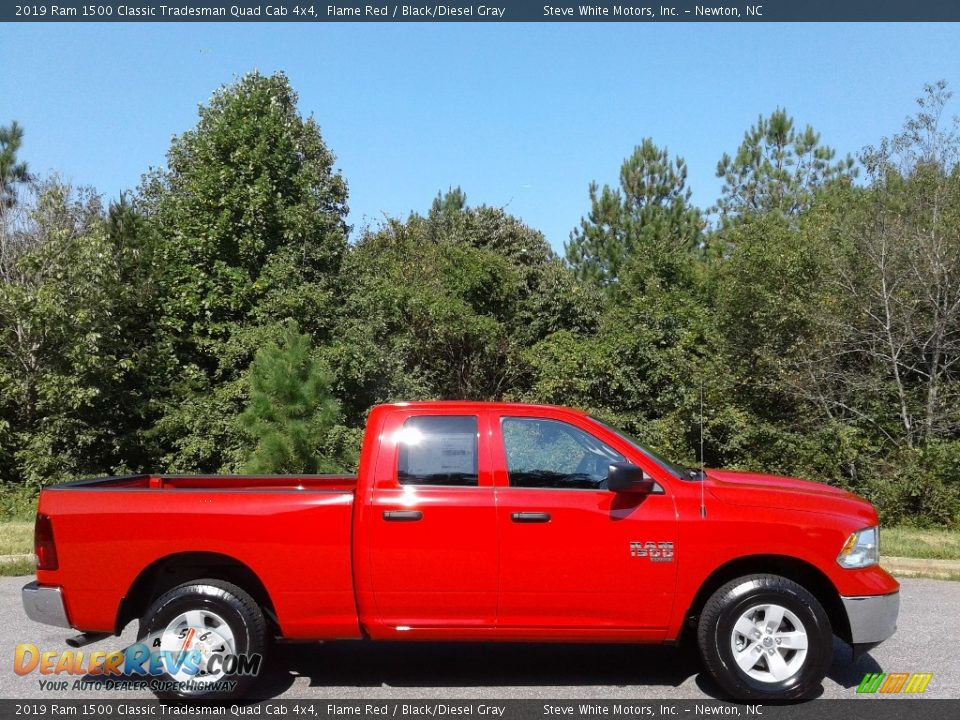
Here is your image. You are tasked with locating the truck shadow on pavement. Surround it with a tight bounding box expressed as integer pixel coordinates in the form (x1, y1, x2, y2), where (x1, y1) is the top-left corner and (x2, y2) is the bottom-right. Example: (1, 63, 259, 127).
(253, 636, 884, 700)
(826, 638, 884, 689)
(256, 640, 705, 695)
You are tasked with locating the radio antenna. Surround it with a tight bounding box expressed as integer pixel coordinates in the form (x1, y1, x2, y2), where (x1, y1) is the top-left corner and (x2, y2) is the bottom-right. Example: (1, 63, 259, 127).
(699, 380, 706, 518)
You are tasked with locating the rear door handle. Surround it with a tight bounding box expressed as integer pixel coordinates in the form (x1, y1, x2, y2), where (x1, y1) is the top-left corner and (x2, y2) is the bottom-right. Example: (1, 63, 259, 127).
(383, 510, 423, 522)
(511, 512, 551, 523)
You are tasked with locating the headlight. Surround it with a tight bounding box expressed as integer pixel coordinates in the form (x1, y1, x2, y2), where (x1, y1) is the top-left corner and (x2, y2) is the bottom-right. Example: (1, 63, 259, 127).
(837, 526, 879, 568)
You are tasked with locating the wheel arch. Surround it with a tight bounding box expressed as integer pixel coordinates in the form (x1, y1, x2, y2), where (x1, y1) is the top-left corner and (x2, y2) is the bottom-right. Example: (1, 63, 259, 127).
(682, 554, 851, 644)
(116, 552, 279, 635)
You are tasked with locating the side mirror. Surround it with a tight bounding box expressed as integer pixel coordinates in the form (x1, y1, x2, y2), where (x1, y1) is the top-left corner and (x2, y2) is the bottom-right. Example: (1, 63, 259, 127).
(608, 462, 658, 494)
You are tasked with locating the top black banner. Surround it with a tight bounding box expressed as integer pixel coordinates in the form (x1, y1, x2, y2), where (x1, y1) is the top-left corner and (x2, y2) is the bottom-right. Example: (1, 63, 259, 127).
(5, 0, 960, 22)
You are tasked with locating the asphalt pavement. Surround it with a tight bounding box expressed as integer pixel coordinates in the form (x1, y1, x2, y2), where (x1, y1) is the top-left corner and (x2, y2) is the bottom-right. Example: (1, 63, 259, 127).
(0, 576, 956, 700)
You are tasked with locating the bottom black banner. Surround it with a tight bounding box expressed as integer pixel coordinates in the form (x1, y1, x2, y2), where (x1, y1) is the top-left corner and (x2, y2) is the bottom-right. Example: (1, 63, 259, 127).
(1, 699, 958, 720)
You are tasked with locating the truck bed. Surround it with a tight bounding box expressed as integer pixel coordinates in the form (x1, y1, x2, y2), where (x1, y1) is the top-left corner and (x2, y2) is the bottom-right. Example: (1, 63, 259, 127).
(55, 473, 357, 491)
(38, 473, 361, 640)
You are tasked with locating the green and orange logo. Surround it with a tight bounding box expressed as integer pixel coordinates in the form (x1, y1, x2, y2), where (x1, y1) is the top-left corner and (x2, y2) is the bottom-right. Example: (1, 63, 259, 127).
(856, 672, 933, 694)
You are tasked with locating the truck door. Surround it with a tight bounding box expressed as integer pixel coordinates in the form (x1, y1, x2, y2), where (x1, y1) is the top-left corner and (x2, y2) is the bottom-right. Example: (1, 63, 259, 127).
(359, 409, 498, 634)
(493, 413, 678, 635)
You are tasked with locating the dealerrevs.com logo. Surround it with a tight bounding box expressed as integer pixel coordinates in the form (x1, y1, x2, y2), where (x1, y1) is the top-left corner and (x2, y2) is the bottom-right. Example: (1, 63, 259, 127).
(856, 672, 933, 694)
(13, 624, 262, 694)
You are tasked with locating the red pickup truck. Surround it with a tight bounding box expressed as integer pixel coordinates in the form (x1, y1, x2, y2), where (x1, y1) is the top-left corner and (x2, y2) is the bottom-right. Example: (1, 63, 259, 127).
(23, 401, 898, 701)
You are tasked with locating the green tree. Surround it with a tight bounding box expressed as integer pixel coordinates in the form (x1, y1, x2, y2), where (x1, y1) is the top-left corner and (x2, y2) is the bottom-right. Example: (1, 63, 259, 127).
(524, 289, 720, 467)
(430, 186, 468, 216)
(0, 122, 29, 208)
(101, 194, 164, 472)
(327, 191, 596, 425)
(138, 71, 349, 472)
(0, 179, 154, 489)
(799, 82, 960, 451)
(709, 213, 852, 478)
(715, 108, 856, 222)
(566, 139, 703, 289)
(239, 323, 343, 474)
(704, 84, 960, 525)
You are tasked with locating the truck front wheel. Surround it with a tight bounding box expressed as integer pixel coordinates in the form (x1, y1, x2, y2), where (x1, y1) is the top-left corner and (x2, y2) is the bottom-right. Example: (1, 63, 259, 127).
(697, 574, 833, 700)
(138, 578, 268, 700)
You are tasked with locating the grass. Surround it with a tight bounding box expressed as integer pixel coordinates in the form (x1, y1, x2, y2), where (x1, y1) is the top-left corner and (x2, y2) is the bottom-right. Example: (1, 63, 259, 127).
(0, 521, 32, 556)
(0, 556, 35, 576)
(0, 521, 34, 576)
(880, 556, 960, 582)
(882, 526, 960, 560)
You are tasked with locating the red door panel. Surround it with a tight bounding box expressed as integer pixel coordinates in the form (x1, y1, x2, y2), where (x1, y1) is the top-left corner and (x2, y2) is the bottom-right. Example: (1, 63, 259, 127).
(493, 412, 679, 634)
(367, 485, 498, 628)
(497, 487, 677, 630)
(362, 410, 499, 633)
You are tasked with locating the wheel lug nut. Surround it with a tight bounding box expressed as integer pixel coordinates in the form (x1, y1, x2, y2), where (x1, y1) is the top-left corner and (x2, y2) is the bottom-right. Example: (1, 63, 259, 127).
(776, 638, 782, 644)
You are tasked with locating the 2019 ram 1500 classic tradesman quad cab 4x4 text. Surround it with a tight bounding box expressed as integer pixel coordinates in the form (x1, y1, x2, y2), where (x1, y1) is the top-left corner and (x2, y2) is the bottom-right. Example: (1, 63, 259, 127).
(22, 402, 899, 700)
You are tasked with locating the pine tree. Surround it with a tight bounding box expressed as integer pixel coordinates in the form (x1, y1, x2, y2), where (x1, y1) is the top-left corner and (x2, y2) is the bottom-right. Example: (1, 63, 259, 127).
(239, 323, 342, 474)
(430, 186, 468, 217)
(0, 122, 30, 208)
(715, 108, 856, 221)
(565, 139, 703, 289)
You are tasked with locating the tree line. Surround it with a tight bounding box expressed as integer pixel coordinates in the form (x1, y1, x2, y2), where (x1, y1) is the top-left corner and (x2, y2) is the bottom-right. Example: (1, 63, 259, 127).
(1, 72, 958, 526)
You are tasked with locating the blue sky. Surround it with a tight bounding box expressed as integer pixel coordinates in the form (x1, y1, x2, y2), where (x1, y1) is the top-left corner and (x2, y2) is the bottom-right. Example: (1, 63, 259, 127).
(2, 22, 959, 251)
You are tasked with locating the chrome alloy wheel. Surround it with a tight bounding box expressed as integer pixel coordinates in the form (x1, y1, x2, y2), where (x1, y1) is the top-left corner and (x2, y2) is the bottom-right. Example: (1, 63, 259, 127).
(160, 609, 237, 688)
(729, 603, 809, 683)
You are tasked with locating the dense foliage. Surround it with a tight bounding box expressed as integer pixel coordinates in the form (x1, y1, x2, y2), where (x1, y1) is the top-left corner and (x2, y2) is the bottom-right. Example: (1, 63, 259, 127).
(1, 76, 958, 526)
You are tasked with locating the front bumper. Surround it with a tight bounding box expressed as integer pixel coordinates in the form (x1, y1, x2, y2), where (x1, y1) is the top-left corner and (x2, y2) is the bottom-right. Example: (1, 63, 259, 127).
(841, 590, 899, 644)
(22, 581, 71, 628)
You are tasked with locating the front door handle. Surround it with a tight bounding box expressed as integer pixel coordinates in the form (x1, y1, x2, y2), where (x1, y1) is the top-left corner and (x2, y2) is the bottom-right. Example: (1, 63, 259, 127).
(511, 512, 551, 523)
(383, 510, 423, 522)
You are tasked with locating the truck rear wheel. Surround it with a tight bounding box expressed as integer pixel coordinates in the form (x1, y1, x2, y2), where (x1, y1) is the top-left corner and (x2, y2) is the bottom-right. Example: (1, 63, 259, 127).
(697, 574, 833, 700)
(138, 578, 268, 700)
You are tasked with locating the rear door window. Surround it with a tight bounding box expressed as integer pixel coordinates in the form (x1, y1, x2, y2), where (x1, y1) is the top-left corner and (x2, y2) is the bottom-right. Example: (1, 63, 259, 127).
(397, 415, 479, 487)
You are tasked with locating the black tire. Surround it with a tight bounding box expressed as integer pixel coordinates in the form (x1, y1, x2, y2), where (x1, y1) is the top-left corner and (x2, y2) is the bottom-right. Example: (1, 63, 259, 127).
(697, 574, 833, 700)
(138, 579, 268, 700)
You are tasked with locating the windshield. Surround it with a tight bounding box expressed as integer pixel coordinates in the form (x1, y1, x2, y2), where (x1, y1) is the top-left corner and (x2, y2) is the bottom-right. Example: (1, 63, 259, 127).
(588, 417, 685, 478)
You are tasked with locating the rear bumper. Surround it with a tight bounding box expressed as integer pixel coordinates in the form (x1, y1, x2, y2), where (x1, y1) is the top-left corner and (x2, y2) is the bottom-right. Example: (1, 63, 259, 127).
(22, 581, 71, 628)
(841, 590, 899, 645)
